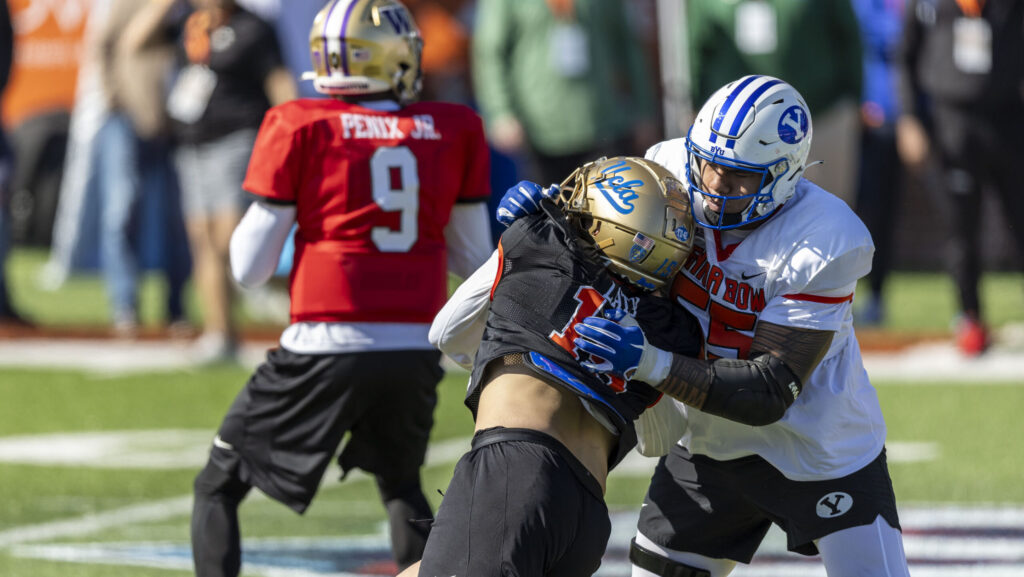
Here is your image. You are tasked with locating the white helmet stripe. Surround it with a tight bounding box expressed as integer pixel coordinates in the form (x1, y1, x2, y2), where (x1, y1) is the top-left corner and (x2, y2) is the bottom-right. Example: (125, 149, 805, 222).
(710, 76, 782, 149)
(710, 75, 759, 144)
(323, 0, 358, 76)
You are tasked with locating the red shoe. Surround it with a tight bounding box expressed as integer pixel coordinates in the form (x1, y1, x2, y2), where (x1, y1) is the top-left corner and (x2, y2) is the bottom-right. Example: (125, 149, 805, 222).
(956, 317, 990, 357)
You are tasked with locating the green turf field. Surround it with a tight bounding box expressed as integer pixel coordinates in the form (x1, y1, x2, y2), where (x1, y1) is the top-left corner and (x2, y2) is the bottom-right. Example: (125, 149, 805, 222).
(0, 366, 1023, 576)
(1, 247, 1023, 575)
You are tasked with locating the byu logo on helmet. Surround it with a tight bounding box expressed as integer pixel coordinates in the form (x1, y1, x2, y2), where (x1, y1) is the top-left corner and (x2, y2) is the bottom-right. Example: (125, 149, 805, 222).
(778, 105, 808, 144)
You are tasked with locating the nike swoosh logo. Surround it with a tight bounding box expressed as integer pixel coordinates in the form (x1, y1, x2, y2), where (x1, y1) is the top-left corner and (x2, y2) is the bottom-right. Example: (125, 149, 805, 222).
(740, 271, 766, 280)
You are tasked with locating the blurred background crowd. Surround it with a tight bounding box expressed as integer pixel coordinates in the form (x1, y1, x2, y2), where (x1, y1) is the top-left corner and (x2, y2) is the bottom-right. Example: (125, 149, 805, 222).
(0, 0, 1021, 362)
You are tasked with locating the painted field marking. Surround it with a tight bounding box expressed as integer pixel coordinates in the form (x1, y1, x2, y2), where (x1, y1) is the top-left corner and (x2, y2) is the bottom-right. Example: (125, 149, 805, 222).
(0, 338, 1022, 381)
(9, 507, 1024, 577)
(0, 429, 938, 471)
(0, 435, 469, 548)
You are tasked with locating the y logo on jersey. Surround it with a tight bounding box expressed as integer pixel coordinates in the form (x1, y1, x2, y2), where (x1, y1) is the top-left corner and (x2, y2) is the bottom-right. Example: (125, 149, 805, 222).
(778, 105, 808, 144)
(816, 492, 853, 518)
(595, 159, 642, 214)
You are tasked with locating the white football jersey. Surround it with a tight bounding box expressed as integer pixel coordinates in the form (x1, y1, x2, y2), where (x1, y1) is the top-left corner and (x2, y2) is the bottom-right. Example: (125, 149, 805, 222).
(647, 138, 886, 481)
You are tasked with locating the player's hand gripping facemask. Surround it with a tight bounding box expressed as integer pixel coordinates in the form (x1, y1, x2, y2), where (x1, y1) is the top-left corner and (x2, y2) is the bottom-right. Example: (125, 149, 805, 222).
(685, 75, 813, 230)
(303, 0, 424, 104)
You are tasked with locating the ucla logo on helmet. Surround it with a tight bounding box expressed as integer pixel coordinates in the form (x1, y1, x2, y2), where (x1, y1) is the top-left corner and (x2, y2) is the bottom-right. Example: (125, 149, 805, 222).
(777, 105, 808, 144)
(595, 159, 642, 215)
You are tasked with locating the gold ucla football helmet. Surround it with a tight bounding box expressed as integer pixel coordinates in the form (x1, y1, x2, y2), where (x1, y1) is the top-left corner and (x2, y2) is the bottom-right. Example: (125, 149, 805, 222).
(303, 0, 423, 103)
(561, 157, 695, 291)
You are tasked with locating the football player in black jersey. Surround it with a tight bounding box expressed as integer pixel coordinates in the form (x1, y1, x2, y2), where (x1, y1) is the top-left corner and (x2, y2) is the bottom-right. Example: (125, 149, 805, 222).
(401, 156, 701, 577)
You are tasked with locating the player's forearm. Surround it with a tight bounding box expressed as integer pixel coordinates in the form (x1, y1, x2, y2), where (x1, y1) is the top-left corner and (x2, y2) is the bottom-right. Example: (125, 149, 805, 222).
(656, 354, 715, 409)
(428, 251, 498, 368)
(229, 201, 296, 288)
(654, 353, 800, 427)
(653, 323, 832, 426)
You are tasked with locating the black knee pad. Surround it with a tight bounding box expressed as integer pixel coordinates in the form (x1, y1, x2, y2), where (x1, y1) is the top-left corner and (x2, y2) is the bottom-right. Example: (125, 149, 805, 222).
(630, 538, 711, 577)
(194, 461, 250, 502)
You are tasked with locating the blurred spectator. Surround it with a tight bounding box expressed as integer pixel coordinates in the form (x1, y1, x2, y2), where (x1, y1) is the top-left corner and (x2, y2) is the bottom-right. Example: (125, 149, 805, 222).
(89, 0, 193, 337)
(851, 0, 907, 326)
(471, 0, 658, 188)
(406, 0, 472, 104)
(899, 0, 1024, 356)
(124, 0, 296, 363)
(684, 0, 862, 202)
(0, 0, 25, 326)
(264, 0, 322, 99)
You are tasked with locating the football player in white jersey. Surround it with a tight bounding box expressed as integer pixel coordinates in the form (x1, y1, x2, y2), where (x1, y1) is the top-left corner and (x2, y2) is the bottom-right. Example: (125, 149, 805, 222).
(498, 75, 911, 576)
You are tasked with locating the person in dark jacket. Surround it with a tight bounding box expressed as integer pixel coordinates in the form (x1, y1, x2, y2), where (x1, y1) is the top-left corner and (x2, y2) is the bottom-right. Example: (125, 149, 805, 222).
(0, 0, 28, 326)
(899, 0, 1024, 355)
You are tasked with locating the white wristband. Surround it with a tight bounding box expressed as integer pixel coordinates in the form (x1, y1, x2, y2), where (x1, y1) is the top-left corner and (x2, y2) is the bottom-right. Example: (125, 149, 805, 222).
(635, 344, 673, 386)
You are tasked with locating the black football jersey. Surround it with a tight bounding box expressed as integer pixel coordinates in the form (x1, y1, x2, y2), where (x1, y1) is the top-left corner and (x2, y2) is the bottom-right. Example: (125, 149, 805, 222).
(468, 201, 702, 469)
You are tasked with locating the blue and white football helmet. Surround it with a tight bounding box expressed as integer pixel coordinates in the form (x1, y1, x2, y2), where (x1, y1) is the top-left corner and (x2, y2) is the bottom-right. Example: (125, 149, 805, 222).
(685, 75, 813, 230)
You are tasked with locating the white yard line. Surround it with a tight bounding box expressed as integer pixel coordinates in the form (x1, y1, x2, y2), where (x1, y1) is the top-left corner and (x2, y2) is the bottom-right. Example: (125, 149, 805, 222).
(0, 495, 195, 548)
(0, 437, 471, 548)
(0, 432, 938, 548)
(0, 338, 1022, 381)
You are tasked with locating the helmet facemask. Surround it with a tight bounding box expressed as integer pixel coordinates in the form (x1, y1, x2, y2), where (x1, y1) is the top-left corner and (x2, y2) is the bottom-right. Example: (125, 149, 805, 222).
(684, 134, 786, 229)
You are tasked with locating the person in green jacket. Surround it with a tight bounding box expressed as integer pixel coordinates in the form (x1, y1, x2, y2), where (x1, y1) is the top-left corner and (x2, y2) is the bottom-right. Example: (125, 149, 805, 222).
(684, 0, 863, 203)
(471, 0, 658, 187)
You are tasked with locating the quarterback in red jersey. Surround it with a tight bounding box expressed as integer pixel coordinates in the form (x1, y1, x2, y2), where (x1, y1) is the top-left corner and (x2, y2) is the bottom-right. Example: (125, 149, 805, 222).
(189, 1, 492, 576)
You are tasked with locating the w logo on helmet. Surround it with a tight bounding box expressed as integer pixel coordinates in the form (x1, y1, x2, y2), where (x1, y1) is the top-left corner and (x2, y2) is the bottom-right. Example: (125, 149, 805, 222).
(379, 5, 414, 34)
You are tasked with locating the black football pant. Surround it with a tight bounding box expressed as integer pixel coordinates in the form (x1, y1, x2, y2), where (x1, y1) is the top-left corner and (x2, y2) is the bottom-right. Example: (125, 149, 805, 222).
(854, 124, 902, 298)
(191, 460, 433, 576)
(191, 461, 251, 577)
(930, 100, 1024, 317)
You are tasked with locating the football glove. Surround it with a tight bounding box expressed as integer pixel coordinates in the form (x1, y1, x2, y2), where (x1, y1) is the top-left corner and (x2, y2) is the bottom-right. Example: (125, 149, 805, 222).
(574, 309, 674, 384)
(496, 180, 559, 227)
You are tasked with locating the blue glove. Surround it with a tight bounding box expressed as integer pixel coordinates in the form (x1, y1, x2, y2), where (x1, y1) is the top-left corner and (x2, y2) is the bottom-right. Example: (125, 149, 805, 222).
(574, 309, 646, 379)
(496, 180, 559, 227)
(574, 309, 672, 384)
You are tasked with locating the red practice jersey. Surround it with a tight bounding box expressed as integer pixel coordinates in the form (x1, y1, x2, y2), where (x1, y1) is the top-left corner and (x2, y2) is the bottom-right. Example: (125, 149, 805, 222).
(244, 99, 491, 324)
